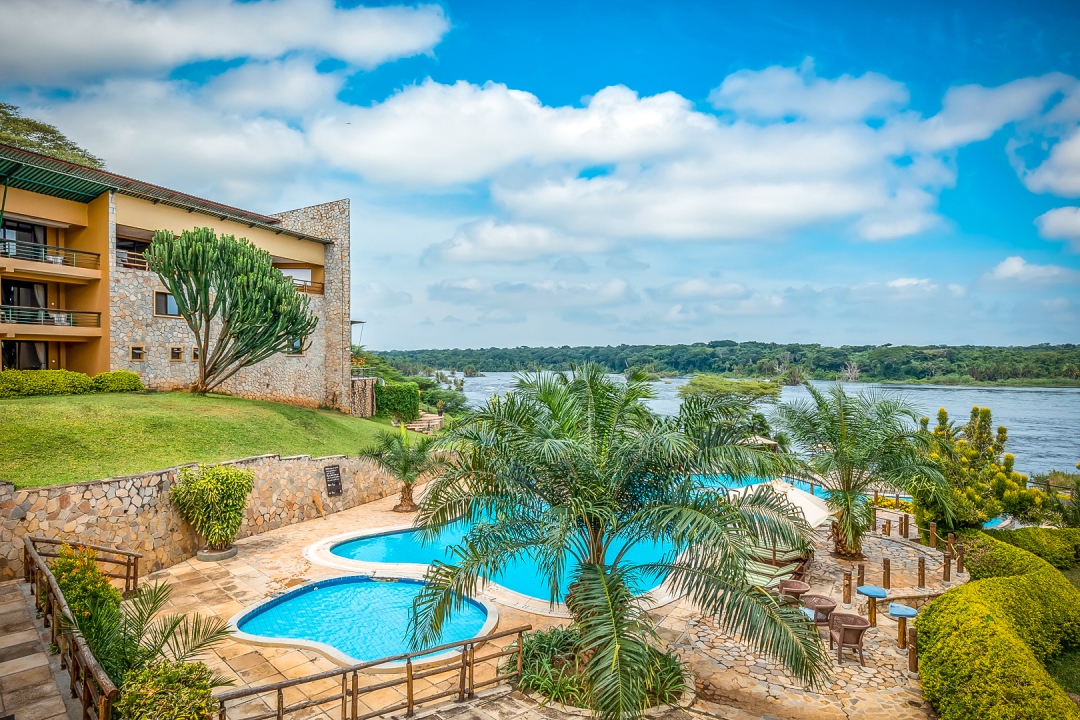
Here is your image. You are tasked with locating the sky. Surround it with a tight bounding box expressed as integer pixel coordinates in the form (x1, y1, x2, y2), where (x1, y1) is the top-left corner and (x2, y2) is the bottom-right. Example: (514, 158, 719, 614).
(2, 0, 1080, 350)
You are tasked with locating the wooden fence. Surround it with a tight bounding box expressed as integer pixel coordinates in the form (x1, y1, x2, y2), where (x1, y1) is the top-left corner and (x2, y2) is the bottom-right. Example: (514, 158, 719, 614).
(214, 625, 531, 720)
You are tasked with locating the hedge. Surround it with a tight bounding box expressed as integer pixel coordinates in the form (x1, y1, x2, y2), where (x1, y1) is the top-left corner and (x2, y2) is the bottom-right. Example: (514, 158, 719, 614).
(917, 531, 1080, 720)
(375, 380, 420, 422)
(114, 661, 218, 720)
(0, 369, 143, 398)
(983, 527, 1080, 570)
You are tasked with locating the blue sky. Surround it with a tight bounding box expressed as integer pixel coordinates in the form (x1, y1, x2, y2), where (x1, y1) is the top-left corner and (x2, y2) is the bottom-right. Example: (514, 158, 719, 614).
(3, 0, 1079, 349)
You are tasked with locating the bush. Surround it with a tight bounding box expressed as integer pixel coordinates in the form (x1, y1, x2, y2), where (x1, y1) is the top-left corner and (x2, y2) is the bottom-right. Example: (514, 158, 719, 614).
(917, 532, 1080, 720)
(91, 370, 145, 393)
(50, 544, 122, 620)
(170, 464, 254, 551)
(115, 661, 218, 720)
(0, 369, 93, 398)
(375, 380, 420, 421)
(420, 387, 468, 415)
(984, 528, 1080, 570)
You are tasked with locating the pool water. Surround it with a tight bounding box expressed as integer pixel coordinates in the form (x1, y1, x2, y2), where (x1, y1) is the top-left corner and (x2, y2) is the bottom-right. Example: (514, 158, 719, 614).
(332, 523, 668, 602)
(237, 576, 488, 663)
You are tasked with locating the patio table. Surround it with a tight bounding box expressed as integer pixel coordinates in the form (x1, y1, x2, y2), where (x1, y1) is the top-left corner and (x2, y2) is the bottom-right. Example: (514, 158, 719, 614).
(888, 602, 918, 649)
(856, 585, 887, 627)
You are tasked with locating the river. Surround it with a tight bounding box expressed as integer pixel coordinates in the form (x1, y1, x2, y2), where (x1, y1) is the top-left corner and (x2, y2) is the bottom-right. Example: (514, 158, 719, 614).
(458, 372, 1080, 477)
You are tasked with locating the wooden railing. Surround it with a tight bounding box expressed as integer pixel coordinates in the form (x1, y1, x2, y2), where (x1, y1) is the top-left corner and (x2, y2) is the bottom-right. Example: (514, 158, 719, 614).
(215, 625, 531, 720)
(291, 277, 324, 294)
(116, 249, 149, 270)
(23, 536, 143, 720)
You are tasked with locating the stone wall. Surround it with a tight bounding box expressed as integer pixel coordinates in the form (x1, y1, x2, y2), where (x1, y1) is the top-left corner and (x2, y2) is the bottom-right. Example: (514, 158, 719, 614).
(0, 454, 398, 580)
(351, 377, 377, 417)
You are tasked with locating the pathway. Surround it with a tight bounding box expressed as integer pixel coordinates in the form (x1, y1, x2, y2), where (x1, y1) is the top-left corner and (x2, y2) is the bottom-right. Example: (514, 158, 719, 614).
(0, 579, 70, 720)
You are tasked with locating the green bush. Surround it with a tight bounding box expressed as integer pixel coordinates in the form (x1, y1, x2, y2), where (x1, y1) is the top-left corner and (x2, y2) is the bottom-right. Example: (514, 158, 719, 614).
(0, 369, 93, 398)
(91, 370, 145, 393)
(115, 661, 218, 720)
(375, 380, 420, 421)
(50, 544, 122, 620)
(918, 532, 1080, 720)
(420, 387, 468, 415)
(984, 528, 1080, 569)
(170, 464, 254, 551)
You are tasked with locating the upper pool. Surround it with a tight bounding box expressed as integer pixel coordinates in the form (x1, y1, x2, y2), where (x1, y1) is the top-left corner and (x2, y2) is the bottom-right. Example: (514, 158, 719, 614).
(234, 576, 491, 664)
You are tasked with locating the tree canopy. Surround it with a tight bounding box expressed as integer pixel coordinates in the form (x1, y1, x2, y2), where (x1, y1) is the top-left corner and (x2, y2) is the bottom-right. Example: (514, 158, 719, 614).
(0, 103, 104, 168)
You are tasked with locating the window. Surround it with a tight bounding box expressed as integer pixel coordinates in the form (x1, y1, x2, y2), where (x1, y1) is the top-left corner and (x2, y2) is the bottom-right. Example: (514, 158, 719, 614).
(2, 280, 48, 308)
(286, 337, 305, 356)
(1, 219, 47, 247)
(170, 346, 183, 361)
(1, 341, 48, 370)
(130, 346, 146, 361)
(191, 346, 200, 361)
(154, 292, 181, 317)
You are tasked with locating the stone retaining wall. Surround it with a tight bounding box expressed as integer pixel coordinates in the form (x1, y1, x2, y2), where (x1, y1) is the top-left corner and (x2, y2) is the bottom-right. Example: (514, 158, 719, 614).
(351, 377, 377, 417)
(0, 454, 398, 580)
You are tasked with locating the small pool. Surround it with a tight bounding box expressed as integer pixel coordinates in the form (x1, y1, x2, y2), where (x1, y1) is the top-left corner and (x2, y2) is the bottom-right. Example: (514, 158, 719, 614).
(233, 576, 492, 664)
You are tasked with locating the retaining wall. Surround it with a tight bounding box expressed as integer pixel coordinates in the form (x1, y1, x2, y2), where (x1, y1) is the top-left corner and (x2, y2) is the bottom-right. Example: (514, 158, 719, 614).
(0, 454, 398, 580)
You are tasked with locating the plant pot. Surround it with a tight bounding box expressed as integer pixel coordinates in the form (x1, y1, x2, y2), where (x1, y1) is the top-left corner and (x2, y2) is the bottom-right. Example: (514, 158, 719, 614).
(197, 545, 238, 562)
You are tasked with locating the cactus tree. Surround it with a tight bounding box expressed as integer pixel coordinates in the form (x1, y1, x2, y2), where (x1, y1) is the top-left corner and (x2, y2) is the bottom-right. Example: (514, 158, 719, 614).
(145, 227, 319, 394)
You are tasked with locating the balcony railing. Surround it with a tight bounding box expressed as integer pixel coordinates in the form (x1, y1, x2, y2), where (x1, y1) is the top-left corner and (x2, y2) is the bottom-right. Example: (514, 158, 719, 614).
(116, 249, 149, 270)
(0, 305, 102, 327)
(292, 278, 324, 294)
(0, 238, 101, 269)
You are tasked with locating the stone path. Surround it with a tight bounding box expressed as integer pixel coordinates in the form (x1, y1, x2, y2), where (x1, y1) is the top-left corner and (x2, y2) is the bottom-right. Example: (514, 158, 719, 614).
(0, 580, 70, 720)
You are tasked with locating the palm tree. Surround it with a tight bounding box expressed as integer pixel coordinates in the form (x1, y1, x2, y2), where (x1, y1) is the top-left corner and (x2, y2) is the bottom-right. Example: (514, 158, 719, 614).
(774, 384, 950, 557)
(359, 424, 443, 512)
(410, 364, 828, 720)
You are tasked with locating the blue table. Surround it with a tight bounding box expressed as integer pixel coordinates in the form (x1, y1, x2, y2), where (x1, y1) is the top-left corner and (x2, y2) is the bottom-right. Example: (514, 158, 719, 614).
(888, 602, 918, 648)
(856, 585, 887, 627)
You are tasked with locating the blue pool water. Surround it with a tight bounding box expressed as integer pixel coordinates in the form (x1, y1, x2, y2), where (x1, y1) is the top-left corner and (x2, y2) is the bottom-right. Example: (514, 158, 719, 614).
(332, 524, 669, 602)
(237, 576, 488, 663)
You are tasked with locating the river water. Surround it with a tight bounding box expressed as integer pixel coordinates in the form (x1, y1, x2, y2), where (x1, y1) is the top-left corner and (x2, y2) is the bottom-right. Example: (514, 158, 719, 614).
(459, 372, 1080, 477)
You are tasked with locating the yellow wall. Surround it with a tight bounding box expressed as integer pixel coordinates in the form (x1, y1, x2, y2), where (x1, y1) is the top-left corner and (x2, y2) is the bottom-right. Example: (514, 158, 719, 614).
(114, 195, 326, 265)
(2, 187, 89, 227)
(64, 193, 111, 375)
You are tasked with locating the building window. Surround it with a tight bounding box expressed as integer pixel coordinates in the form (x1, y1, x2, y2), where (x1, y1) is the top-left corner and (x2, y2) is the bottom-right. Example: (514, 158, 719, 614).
(169, 346, 183, 361)
(1, 341, 48, 370)
(154, 292, 181, 317)
(130, 346, 146, 361)
(191, 346, 200, 361)
(1, 219, 47, 247)
(286, 337, 305, 356)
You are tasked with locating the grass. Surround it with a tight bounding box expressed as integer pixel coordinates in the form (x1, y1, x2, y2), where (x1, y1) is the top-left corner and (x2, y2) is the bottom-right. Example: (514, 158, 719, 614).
(0, 392, 399, 488)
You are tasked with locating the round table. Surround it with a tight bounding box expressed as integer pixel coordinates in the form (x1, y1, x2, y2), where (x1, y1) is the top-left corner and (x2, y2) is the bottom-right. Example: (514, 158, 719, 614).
(856, 585, 887, 627)
(888, 602, 918, 649)
(801, 594, 837, 627)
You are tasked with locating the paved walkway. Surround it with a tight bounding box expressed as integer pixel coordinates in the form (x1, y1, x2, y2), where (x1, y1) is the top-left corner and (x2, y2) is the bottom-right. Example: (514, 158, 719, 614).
(0, 580, 70, 720)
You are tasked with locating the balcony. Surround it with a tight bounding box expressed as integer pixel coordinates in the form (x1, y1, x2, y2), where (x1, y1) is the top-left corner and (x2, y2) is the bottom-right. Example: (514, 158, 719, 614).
(292, 278, 324, 294)
(0, 304, 102, 341)
(116, 249, 149, 271)
(0, 239, 101, 283)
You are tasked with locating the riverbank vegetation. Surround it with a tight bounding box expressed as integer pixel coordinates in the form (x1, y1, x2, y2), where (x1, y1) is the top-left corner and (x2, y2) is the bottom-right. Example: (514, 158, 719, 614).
(377, 341, 1080, 386)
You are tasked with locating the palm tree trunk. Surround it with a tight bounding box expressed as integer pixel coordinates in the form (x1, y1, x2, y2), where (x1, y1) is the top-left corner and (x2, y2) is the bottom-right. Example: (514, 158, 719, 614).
(393, 482, 417, 513)
(830, 516, 861, 557)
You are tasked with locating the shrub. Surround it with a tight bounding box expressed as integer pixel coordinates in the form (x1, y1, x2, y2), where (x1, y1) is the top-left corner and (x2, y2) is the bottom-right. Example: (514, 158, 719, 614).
(917, 532, 1080, 720)
(420, 387, 468, 415)
(984, 528, 1080, 569)
(0, 369, 93, 398)
(49, 544, 122, 620)
(91, 370, 145, 393)
(115, 661, 219, 720)
(375, 380, 420, 421)
(170, 464, 254, 551)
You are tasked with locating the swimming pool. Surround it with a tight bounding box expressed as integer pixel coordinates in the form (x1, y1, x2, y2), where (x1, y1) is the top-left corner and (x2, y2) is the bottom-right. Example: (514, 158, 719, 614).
(231, 576, 495, 665)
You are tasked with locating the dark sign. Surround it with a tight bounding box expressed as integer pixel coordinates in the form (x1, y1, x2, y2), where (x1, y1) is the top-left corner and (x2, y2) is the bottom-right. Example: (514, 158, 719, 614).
(324, 465, 343, 497)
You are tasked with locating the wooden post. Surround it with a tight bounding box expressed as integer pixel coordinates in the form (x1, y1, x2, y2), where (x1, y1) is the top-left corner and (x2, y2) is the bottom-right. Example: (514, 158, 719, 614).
(947, 533, 955, 554)
(883, 558, 891, 590)
(458, 644, 469, 701)
(872, 506, 878, 529)
(406, 658, 415, 717)
(957, 545, 965, 574)
(903, 513, 909, 538)
(810, 482, 816, 496)
(943, 551, 952, 582)
(868, 597, 878, 627)
(894, 492, 900, 509)
(517, 631, 525, 682)
(276, 689, 284, 720)
(897, 616, 908, 649)
(908, 628, 919, 672)
(885, 519, 891, 536)
(341, 673, 348, 719)
(918, 557, 925, 588)
(857, 563, 865, 587)
(352, 671, 359, 720)
(929, 522, 937, 549)
(468, 644, 476, 698)
(843, 571, 852, 605)
(874, 490, 879, 503)
(219, 703, 227, 720)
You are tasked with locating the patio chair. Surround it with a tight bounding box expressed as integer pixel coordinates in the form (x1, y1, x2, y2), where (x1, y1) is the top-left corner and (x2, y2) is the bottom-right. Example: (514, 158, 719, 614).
(777, 578, 810, 601)
(801, 594, 836, 627)
(829, 612, 870, 665)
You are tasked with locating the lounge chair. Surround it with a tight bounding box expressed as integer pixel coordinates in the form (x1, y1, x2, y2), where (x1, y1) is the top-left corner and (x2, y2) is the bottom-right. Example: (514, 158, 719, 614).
(746, 558, 799, 588)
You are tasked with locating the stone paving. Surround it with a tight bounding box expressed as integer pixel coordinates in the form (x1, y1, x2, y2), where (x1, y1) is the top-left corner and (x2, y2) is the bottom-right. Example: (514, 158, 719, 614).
(0, 580, 70, 720)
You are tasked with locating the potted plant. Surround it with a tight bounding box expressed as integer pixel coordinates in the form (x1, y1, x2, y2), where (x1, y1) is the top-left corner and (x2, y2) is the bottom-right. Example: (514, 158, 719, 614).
(171, 464, 254, 561)
(436, 400, 445, 416)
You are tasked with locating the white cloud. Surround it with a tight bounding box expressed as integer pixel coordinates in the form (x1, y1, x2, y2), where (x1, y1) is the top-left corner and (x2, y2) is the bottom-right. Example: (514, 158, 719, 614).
(650, 279, 748, 300)
(1035, 206, 1080, 251)
(1023, 131, 1080, 196)
(423, 219, 604, 263)
(356, 283, 413, 308)
(886, 277, 935, 289)
(0, 0, 449, 84)
(204, 58, 344, 115)
(428, 277, 637, 308)
(708, 59, 909, 122)
(986, 256, 1080, 284)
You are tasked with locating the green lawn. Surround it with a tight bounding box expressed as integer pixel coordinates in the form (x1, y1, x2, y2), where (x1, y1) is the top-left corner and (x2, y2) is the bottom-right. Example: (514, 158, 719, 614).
(0, 392, 397, 488)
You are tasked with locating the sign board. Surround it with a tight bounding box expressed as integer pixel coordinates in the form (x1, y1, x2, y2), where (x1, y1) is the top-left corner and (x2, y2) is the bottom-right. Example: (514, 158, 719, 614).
(324, 465, 343, 497)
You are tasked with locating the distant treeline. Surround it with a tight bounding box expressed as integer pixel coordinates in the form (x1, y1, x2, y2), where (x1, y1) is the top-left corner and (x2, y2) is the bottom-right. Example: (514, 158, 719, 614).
(378, 341, 1080, 384)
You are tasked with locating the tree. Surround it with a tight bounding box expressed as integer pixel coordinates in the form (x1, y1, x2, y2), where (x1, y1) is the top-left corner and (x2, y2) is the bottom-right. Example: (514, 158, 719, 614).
(775, 384, 950, 556)
(358, 424, 443, 512)
(678, 375, 781, 403)
(0, 103, 105, 168)
(410, 364, 827, 719)
(145, 227, 318, 394)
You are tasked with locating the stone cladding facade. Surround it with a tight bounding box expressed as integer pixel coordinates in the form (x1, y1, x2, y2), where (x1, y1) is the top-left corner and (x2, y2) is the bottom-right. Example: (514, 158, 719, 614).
(107, 198, 353, 411)
(0, 453, 397, 580)
(350, 377, 377, 417)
